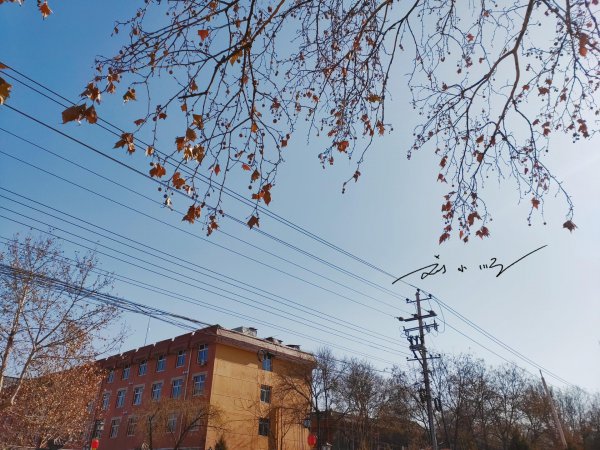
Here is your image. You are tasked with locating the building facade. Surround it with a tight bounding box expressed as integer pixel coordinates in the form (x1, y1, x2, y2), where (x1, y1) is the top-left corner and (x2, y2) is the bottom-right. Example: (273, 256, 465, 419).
(91, 325, 314, 450)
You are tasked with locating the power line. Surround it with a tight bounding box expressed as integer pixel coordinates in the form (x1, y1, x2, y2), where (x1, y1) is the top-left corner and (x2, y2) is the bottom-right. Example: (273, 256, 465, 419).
(0, 184, 401, 348)
(0, 235, 403, 367)
(1, 66, 421, 305)
(0, 129, 408, 312)
(0, 204, 409, 359)
(0, 263, 209, 331)
(0, 149, 574, 390)
(2, 123, 570, 384)
(0, 112, 406, 312)
(2, 66, 401, 281)
(2, 237, 395, 375)
(0, 144, 403, 318)
(0, 203, 413, 364)
(0, 67, 577, 388)
(428, 294, 574, 386)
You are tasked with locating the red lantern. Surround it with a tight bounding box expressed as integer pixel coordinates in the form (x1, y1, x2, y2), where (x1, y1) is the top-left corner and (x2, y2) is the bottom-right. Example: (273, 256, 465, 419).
(91, 439, 100, 450)
(307, 433, 317, 447)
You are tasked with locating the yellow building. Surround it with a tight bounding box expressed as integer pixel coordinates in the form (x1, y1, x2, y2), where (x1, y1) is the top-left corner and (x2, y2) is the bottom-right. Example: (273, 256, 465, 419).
(94, 325, 315, 450)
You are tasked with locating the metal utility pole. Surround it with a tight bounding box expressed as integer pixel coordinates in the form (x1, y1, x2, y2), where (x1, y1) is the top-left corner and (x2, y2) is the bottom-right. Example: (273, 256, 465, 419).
(540, 370, 568, 449)
(398, 289, 439, 450)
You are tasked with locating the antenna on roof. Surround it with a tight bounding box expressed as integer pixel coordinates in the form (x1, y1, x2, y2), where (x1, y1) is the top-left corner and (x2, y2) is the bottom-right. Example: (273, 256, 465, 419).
(143, 317, 151, 346)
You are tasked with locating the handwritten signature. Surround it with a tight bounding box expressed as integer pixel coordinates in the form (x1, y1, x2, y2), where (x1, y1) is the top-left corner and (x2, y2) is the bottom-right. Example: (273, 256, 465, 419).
(393, 245, 547, 283)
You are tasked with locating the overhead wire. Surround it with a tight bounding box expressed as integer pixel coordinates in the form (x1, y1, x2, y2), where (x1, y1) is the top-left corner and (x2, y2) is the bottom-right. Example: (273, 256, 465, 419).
(0, 108, 408, 311)
(0, 196, 415, 362)
(2, 65, 402, 282)
(1, 104, 574, 387)
(1, 101, 574, 386)
(0, 129, 407, 314)
(0, 204, 410, 360)
(0, 66, 577, 388)
(0, 137, 573, 388)
(0, 235, 403, 367)
(428, 293, 574, 386)
(0, 183, 402, 347)
(0, 146, 407, 323)
(1, 68, 415, 303)
(0, 263, 209, 331)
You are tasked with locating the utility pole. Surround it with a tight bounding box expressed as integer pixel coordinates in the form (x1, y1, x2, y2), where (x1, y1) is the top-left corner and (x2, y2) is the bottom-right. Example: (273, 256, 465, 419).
(398, 289, 439, 450)
(540, 370, 568, 449)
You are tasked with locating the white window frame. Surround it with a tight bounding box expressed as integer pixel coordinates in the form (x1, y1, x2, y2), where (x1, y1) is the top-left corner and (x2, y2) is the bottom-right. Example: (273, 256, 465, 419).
(109, 418, 120, 438)
(192, 373, 206, 396)
(262, 353, 273, 372)
(122, 365, 130, 380)
(93, 419, 104, 439)
(171, 378, 184, 399)
(176, 350, 186, 368)
(132, 385, 144, 405)
(151, 381, 163, 401)
(115, 389, 126, 408)
(156, 355, 166, 372)
(260, 385, 272, 404)
(189, 418, 201, 432)
(166, 413, 178, 433)
(126, 416, 137, 436)
(101, 392, 110, 411)
(138, 359, 147, 376)
(197, 344, 208, 365)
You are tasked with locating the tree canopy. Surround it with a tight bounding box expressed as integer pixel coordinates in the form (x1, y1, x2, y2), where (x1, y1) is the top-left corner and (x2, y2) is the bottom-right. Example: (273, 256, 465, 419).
(0, 234, 123, 448)
(1, 0, 598, 241)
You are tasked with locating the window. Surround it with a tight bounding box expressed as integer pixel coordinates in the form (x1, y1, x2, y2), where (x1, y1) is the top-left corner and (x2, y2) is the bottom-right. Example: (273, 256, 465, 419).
(107, 369, 115, 383)
(101, 392, 110, 410)
(197, 344, 208, 365)
(167, 413, 177, 433)
(92, 420, 104, 439)
(151, 382, 162, 401)
(260, 385, 271, 404)
(116, 389, 126, 408)
(133, 386, 143, 405)
(176, 350, 186, 367)
(122, 365, 130, 380)
(126, 416, 137, 436)
(138, 360, 147, 376)
(189, 420, 200, 432)
(192, 374, 206, 396)
(258, 417, 270, 436)
(262, 353, 272, 372)
(156, 355, 166, 372)
(109, 418, 120, 438)
(171, 378, 183, 399)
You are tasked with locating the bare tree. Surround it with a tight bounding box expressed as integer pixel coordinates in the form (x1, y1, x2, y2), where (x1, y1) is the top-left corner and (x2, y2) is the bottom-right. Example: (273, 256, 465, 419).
(276, 347, 598, 450)
(520, 382, 555, 449)
(0, 364, 103, 450)
(137, 396, 221, 450)
(0, 234, 121, 408)
(3, 0, 596, 239)
(385, 365, 433, 449)
(277, 347, 349, 448)
(335, 358, 390, 450)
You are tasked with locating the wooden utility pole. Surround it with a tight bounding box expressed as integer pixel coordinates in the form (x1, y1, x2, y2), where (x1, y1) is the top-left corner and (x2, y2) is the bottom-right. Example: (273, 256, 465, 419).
(540, 370, 568, 449)
(398, 289, 439, 450)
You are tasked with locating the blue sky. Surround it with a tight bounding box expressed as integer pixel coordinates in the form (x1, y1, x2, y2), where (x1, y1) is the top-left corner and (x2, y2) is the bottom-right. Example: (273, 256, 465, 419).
(1, 1, 598, 392)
